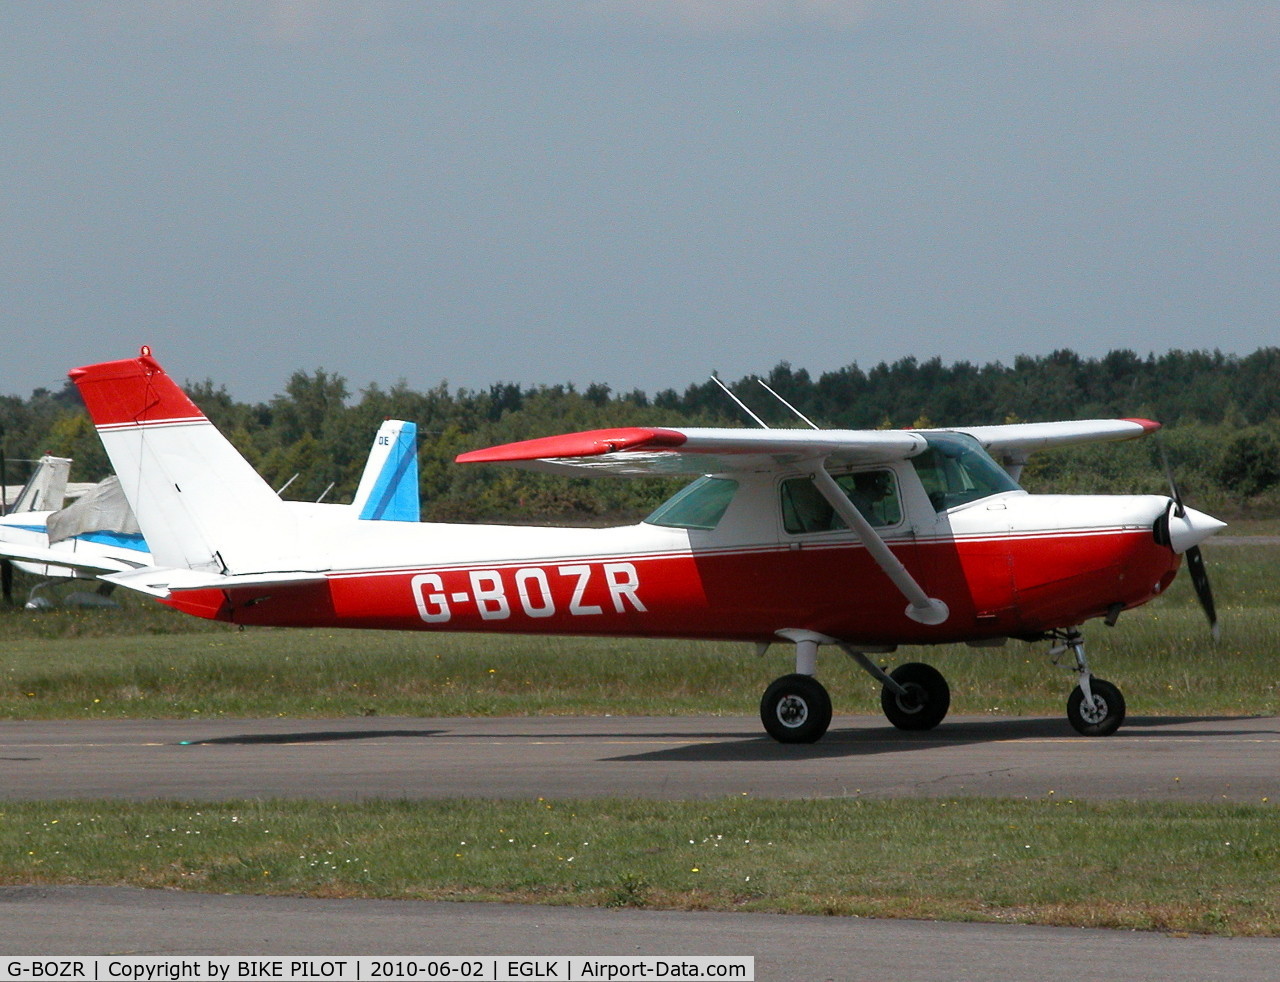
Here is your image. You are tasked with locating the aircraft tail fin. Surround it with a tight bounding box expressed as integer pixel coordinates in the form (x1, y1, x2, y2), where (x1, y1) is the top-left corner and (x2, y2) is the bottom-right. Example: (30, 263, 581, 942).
(7, 455, 72, 514)
(351, 420, 420, 522)
(70, 348, 301, 575)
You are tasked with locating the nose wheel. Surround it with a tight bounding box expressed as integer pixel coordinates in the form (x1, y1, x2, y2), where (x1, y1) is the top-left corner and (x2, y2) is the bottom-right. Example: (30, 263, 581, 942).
(1067, 677, 1126, 736)
(1053, 628, 1126, 736)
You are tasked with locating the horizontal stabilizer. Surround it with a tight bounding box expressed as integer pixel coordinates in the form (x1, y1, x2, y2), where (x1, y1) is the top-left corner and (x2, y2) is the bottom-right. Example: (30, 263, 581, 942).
(0, 540, 139, 575)
(101, 566, 329, 599)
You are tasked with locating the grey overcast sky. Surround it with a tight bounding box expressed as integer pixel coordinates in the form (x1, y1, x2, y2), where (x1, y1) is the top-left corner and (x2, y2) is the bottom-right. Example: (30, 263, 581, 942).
(3, 1, 1278, 403)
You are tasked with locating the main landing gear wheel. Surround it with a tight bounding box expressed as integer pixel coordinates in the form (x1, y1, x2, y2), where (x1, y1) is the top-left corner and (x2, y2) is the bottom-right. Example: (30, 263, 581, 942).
(881, 662, 951, 731)
(1067, 678, 1126, 736)
(760, 673, 833, 744)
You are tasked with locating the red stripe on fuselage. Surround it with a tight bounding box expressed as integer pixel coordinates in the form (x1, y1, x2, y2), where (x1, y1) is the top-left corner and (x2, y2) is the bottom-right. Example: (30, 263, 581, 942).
(177, 527, 1179, 645)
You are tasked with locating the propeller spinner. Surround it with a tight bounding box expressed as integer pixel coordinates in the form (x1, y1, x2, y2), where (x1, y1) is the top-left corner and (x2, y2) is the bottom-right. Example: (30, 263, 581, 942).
(1156, 440, 1225, 640)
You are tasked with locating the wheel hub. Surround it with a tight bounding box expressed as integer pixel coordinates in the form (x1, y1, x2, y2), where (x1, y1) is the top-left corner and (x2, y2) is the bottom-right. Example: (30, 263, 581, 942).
(1079, 694, 1109, 725)
(895, 683, 925, 714)
(776, 694, 809, 728)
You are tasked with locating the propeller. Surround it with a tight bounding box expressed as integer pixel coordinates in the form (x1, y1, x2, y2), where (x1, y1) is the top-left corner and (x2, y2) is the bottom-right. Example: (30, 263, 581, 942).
(1156, 438, 1221, 640)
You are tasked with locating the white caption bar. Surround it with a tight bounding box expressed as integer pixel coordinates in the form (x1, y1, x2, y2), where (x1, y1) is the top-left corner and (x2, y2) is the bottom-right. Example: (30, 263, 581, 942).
(2, 957, 754, 981)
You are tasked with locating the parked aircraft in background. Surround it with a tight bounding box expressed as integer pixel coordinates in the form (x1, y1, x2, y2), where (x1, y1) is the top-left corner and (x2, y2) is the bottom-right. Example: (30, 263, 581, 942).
(0, 417, 419, 607)
(71, 348, 1223, 741)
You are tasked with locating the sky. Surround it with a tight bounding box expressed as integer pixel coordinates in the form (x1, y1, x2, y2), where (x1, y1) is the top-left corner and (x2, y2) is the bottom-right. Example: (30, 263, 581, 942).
(3, 1, 1279, 404)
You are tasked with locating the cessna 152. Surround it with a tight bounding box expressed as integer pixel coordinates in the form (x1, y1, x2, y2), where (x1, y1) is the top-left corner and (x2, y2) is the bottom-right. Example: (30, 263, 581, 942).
(71, 348, 1224, 743)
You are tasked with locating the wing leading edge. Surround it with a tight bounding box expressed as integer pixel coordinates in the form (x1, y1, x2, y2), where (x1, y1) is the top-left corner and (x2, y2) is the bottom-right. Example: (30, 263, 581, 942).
(456, 427, 927, 476)
(456, 419, 1158, 477)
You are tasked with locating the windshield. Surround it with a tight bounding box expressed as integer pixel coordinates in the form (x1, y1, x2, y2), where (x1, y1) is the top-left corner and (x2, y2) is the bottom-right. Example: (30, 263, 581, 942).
(645, 476, 739, 530)
(911, 433, 1020, 512)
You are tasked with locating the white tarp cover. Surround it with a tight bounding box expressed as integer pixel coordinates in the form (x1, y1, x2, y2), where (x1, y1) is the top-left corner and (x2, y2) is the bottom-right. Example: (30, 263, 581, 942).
(47, 476, 141, 544)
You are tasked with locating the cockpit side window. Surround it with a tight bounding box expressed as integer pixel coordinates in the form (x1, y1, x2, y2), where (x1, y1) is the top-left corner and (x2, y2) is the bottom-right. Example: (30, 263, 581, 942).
(645, 476, 739, 530)
(911, 432, 1021, 512)
(781, 469, 902, 534)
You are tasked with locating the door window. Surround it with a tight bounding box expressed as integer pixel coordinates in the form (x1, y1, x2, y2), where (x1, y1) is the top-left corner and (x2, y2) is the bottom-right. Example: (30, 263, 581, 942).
(780, 469, 901, 534)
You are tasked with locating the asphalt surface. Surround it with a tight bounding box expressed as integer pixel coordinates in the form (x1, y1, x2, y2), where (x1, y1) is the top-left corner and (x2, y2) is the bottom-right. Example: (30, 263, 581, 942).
(3, 713, 1279, 803)
(5, 714, 1280, 977)
(3, 885, 1279, 982)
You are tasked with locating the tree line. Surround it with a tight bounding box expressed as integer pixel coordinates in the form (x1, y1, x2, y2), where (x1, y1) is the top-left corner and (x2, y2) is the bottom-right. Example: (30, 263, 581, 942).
(2, 347, 1277, 522)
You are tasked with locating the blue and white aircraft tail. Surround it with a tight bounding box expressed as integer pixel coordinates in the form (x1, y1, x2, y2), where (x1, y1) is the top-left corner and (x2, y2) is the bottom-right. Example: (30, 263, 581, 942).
(351, 420, 420, 522)
(0, 420, 421, 604)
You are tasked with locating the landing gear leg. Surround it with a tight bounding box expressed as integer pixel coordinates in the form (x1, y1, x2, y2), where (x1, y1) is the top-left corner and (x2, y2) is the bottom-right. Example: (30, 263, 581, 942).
(879, 663, 951, 731)
(1057, 628, 1126, 736)
(760, 636, 832, 744)
(841, 647, 950, 732)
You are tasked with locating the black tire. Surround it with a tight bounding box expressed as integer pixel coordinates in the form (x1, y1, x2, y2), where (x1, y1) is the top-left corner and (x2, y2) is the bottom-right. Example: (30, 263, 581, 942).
(1067, 677, 1126, 736)
(760, 673, 833, 744)
(881, 662, 951, 731)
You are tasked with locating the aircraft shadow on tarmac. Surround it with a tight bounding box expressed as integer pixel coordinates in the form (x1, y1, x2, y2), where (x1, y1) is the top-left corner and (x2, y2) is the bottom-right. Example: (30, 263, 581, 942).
(165, 715, 1271, 759)
(176, 728, 446, 746)
(605, 715, 1265, 763)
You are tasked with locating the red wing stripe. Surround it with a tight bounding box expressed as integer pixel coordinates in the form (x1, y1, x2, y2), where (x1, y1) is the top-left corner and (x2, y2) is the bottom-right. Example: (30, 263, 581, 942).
(1122, 418, 1162, 433)
(457, 427, 687, 464)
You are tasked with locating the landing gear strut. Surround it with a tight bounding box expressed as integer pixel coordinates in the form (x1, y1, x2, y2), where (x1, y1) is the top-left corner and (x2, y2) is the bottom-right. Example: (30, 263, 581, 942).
(759, 631, 952, 743)
(759, 627, 1127, 743)
(760, 633, 834, 743)
(1054, 628, 1126, 736)
(880, 662, 951, 731)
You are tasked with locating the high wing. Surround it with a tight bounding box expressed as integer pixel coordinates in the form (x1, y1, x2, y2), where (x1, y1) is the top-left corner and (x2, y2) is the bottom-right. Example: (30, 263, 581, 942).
(455, 419, 1158, 477)
(456, 427, 927, 476)
(938, 418, 1159, 478)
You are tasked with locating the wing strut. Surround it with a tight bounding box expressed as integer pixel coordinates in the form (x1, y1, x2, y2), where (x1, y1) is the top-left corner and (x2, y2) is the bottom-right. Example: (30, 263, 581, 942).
(805, 463, 949, 626)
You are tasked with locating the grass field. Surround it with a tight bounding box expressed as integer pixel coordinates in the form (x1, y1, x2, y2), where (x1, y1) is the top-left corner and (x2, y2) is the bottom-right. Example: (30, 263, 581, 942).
(4, 797, 1280, 936)
(0, 541, 1273, 721)
(1, 537, 1277, 935)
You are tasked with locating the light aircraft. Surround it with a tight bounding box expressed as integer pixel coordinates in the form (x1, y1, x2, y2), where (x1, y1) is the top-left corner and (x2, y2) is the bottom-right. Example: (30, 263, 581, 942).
(71, 348, 1223, 742)
(0, 417, 420, 606)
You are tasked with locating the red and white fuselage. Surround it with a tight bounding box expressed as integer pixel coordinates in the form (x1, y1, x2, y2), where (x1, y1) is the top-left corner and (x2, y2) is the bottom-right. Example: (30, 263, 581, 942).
(176, 488, 1184, 646)
(69, 350, 1220, 652)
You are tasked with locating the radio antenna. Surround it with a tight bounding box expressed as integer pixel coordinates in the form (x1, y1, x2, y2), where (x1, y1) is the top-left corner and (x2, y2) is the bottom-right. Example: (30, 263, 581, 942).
(757, 378, 820, 430)
(709, 374, 769, 428)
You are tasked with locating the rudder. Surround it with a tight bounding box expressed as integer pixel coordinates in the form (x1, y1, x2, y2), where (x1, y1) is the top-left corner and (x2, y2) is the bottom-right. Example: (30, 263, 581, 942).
(71, 347, 301, 574)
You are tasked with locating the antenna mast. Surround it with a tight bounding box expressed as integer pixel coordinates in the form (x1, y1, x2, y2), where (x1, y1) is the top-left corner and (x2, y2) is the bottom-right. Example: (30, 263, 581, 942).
(757, 378, 820, 430)
(709, 374, 770, 429)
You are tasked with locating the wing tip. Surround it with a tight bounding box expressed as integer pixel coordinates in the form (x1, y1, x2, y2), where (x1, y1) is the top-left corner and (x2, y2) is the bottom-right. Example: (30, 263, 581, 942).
(1122, 418, 1162, 434)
